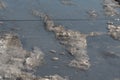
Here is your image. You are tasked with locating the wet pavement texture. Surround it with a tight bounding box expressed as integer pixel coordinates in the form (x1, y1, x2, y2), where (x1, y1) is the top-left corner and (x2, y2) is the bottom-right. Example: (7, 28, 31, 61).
(0, 0, 120, 80)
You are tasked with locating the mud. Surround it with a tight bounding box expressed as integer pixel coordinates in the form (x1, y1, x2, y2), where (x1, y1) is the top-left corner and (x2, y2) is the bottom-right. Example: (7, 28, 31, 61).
(50, 50, 57, 53)
(0, 0, 120, 80)
(107, 22, 120, 40)
(35, 12, 91, 70)
(114, 0, 120, 4)
(101, 50, 120, 58)
(0, 0, 6, 9)
(59, 0, 76, 6)
(87, 10, 98, 18)
(38, 75, 68, 80)
(33, 9, 111, 70)
(103, 0, 120, 16)
(0, 31, 46, 80)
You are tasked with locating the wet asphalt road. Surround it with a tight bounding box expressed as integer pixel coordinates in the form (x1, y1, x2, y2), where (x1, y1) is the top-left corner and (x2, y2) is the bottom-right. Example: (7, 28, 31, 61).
(0, 0, 120, 80)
